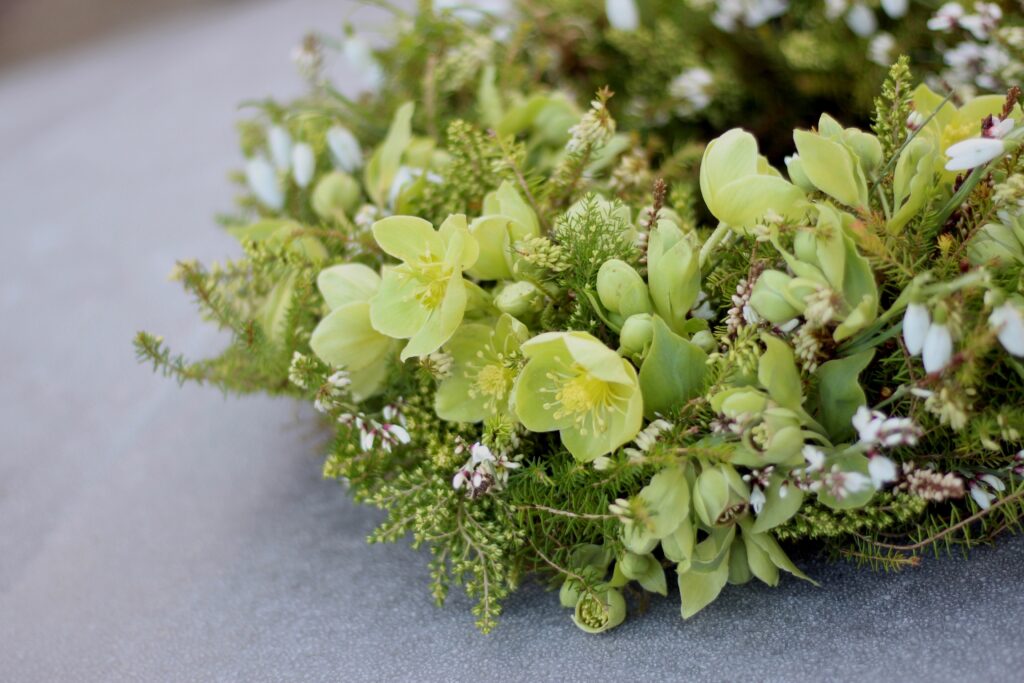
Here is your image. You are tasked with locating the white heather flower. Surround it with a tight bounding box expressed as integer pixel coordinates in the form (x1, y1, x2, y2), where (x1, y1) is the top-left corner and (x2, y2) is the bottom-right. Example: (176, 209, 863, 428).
(342, 36, 384, 93)
(880, 0, 907, 18)
(989, 302, 1024, 356)
(327, 126, 362, 173)
(906, 111, 926, 131)
(803, 445, 826, 472)
(267, 125, 293, 170)
(749, 486, 766, 515)
(985, 116, 1015, 140)
(945, 137, 1006, 171)
(960, 2, 1002, 40)
(291, 143, 315, 188)
(470, 442, 496, 465)
(853, 406, 884, 445)
(868, 33, 896, 66)
(605, 0, 640, 31)
(868, 455, 897, 489)
(712, 0, 788, 32)
(669, 67, 714, 115)
(245, 157, 284, 210)
(923, 322, 954, 373)
(902, 303, 930, 356)
(360, 424, 375, 451)
(928, 2, 964, 32)
(845, 3, 878, 37)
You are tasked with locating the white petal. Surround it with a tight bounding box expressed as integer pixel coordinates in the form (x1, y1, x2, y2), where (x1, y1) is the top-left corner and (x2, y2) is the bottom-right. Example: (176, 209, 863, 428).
(869, 456, 897, 489)
(327, 126, 362, 173)
(471, 443, 495, 464)
(903, 303, 930, 356)
(803, 445, 825, 471)
(980, 473, 1006, 492)
(944, 137, 1005, 171)
(452, 471, 466, 490)
(881, 0, 907, 18)
(343, 37, 384, 93)
(970, 485, 993, 509)
(268, 125, 293, 170)
(605, 0, 640, 31)
(844, 471, 871, 494)
(990, 303, 1024, 356)
(245, 158, 284, 210)
(291, 143, 315, 188)
(749, 487, 766, 515)
(360, 430, 375, 451)
(922, 324, 953, 373)
(845, 4, 878, 37)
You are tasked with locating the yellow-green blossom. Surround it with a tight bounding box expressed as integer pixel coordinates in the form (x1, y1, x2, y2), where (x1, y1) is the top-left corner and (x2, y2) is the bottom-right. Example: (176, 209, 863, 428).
(435, 313, 529, 423)
(369, 213, 480, 360)
(514, 332, 643, 462)
(467, 181, 541, 280)
(309, 263, 398, 401)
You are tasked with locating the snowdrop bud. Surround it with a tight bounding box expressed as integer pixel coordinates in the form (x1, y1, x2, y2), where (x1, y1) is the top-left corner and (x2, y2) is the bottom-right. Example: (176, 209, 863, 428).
(845, 4, 878, 37)
(944, 137, 1005, 171)
(267, 125, 293, 170)
(245, 157, 284, 210)
(989, 302, 1024, 356)
(605, 0, 640, 31)
(291, 143, 315, 188)
(902, 302, 930, 356)
(868, 456, 897, 489)
(922, 321, 953, 373)
(881, 0, 907, 18)
(327, 125, 362, 173)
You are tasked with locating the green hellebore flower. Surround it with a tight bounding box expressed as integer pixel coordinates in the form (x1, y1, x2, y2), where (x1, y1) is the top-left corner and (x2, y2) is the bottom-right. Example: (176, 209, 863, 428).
(310, 263, 398, 401)
(435, 313, 529, 423)
(792, 114, 878, 210)
(514, 332, 643, 462)
(467, 181, 541, 280)
(749, 270, 801, 324)
(700, 128, 806, 233)
(913, 84, 1005, 181)
(494, 280, 543, 318)
(369, 213, 480, 360)
(572, 588, 626, 634)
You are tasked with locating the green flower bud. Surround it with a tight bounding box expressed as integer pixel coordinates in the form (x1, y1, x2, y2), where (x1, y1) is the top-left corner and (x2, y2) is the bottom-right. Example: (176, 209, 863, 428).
(750, 270, 800, 324)
(597, 259, 651, 317)
(619, 313, 654, 355)
(694, 466, 729, 527)
(494, 280, 543, 318)
(690, 329, 716, 352)
(312, 171, 361, 222)
(572, 588, 626, 633)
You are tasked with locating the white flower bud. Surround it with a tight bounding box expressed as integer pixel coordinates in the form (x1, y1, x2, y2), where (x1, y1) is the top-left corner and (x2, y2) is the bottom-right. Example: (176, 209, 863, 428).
(327, 125, 362, 173)
(989, 302, 1024, 356)
(605, 0, 639, 31)
(267, 125, 293, 170)
(902, 303, 930, 356)
(291, 143, 315, 188)
(922, 323, 953, 373)
(245, 157, 284, 210)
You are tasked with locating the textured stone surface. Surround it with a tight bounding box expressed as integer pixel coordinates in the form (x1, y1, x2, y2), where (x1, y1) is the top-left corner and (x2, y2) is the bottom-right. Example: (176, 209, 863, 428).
(2, 2, 1024, 681)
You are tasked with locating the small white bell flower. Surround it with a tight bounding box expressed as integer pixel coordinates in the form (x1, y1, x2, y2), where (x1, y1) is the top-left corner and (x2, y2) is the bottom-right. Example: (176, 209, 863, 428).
(902, 303, 930, 356)
(944, 137, 1005, 171)
(881, 0, 907, 18)
(326, 125, 362, 173)
(989, 302, 1024, 356)
(749, 487, 766, 515)
(922, 322, 954, 373)
(267, 125, 293, 170)
(245, 157, 284, 210)
(291, 143, 315, 188)
(868, 456, 897, 489)
(342, 36, 384, 93)
(605, 0, 640, 31)
(845, 3, 878, 37)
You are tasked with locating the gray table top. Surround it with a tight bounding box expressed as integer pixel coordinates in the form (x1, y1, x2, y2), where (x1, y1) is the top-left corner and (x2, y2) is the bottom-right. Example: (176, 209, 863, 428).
(2, 1, 1023, 680)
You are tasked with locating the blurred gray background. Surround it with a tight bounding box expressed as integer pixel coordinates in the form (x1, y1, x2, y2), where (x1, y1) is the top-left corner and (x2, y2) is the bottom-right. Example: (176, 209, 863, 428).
(2, 1, 1024, 680)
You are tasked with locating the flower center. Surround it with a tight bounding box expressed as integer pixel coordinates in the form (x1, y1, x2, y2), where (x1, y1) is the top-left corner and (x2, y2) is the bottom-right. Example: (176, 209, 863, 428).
(409, 261, 454, 310)
(475, 363, 512, 399)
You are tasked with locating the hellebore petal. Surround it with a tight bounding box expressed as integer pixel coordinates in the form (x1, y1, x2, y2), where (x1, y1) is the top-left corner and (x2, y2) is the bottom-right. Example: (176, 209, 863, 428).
(317, 263, 381, 310)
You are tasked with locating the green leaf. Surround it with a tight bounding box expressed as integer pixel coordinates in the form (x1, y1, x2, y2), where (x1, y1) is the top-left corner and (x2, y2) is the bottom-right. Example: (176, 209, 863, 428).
(814, 350, 874, 442)
(639, 465, 691, 538)
(727, 537, 752, 585)
(639, 317, 707, 418)
(678, 561, 730, 619)
(364, 101, 414, 206)
(758, 334, 803, 411)
(741, 530, 780, 586)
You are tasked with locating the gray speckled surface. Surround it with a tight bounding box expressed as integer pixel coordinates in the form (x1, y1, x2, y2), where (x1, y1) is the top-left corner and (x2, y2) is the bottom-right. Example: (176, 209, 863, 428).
(2, 2, 1024, 681)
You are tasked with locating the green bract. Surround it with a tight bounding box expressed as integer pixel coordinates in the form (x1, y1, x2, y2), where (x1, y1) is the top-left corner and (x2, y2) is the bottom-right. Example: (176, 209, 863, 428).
(467, 181, 541, 280)
(369, 213, 480, 360)
(514, 332, 643, 461)
(435, 313, 529, 423)
(310, 264, 398, 400)
(700, 128, 806, 232)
